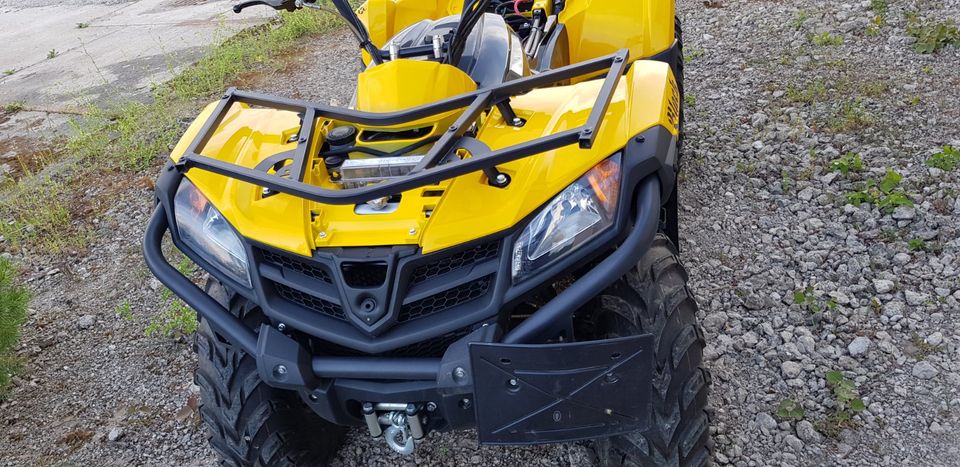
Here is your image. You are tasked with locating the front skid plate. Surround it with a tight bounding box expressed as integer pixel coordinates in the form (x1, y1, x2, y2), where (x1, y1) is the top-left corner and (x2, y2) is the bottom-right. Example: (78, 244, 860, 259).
(469, 335, 654, 445)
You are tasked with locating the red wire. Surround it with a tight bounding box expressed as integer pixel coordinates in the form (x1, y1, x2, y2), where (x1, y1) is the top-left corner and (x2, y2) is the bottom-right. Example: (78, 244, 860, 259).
(513, 0, 531, 16)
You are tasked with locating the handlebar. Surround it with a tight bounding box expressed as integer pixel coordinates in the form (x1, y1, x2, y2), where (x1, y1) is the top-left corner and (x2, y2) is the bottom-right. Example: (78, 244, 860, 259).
(232, 0, 299, 13)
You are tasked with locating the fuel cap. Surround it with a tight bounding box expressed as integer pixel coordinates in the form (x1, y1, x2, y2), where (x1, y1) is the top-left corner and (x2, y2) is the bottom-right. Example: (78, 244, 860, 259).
(327, 125, 357, 147)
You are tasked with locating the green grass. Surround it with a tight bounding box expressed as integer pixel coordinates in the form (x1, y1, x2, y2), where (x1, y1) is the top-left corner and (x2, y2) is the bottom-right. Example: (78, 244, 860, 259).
(870, 0, 889, 18)
(0, 178, 88, 254)
(830, 152, 863, 176)
(0, 258, 30, 400)
(816, 370, 865, 438)
(775, 398, 805, 422)
(906, 14, 960, 53)
(926, 145, 960, 171)
(791, 10, 810, 30)
(3, 101, 25, 113)
(47, 49, 58, 59)
(2, 69, 14, 76)
(846, 168, 914, 213)
(812, 32, 844, 47)
(146, 253, 199, 338)
(683, 48, 704, 64)
(908, 238, 928, 251)
(76, 22, 90, 29)
(786, 80, 828, 105)
(829, 99, 874, 132)
(3, 9, 343, 256)
(145, 300, 197, 338)
(910, 332, 942, 360)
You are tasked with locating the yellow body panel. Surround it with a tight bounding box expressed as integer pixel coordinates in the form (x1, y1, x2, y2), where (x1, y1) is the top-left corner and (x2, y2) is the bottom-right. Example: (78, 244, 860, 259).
(170, 61, 677, 256)
(358, 0, 462, 48)
(559, 0, 675, 65)
(356, 60, 477, 113)
(421, 60, 677, 252)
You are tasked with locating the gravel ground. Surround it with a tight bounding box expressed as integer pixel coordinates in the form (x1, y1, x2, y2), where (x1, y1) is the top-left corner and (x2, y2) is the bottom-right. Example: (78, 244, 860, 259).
(2, 0, 960, 465)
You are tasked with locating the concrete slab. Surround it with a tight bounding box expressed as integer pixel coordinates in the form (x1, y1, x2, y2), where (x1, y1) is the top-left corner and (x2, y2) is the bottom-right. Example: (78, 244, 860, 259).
(0, 0, 276, 111)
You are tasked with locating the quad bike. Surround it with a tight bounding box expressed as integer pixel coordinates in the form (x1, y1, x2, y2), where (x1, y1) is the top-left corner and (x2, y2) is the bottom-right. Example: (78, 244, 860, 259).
(143, 0, 709, 465)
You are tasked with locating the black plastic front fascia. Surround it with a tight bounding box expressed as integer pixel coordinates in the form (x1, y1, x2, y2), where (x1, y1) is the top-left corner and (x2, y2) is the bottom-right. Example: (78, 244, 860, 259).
(150, 124, 676, 354)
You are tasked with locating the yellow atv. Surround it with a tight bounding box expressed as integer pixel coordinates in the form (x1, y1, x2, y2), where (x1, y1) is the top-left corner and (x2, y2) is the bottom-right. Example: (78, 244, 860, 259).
(143, 0, 709, 464)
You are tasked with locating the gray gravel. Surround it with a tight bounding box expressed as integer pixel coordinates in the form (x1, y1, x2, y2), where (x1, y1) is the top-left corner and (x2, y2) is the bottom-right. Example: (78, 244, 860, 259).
(2, 0, 960, 465)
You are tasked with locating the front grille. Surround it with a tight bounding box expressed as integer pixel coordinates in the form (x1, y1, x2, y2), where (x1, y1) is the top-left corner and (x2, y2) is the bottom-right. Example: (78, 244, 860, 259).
(341, 262, 388, 288)
(399, 275, 492, 323)
(275, 283, 347, 321)
(388, 328, 472, 357)
(312, 327, 473, 358)
(260, 249, 332, 283)
(410, 242, 499, 285)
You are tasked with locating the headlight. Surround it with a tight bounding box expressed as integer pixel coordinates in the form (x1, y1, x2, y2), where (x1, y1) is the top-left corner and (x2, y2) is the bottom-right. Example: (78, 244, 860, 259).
(511, 154, 621, 283)
(174, 178, 252, 288)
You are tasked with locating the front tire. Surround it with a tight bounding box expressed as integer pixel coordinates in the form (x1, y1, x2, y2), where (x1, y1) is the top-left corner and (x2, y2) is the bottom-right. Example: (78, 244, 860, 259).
(581, 235, 711, 466)
(194, 281, 345, 466)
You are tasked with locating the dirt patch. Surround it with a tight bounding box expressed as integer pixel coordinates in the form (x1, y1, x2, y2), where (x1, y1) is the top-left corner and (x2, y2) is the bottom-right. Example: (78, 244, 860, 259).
(0, 135, 63, 184)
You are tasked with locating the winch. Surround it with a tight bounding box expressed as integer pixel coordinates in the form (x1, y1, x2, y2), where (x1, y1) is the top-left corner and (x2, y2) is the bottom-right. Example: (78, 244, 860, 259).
(362, 402, 426, 455)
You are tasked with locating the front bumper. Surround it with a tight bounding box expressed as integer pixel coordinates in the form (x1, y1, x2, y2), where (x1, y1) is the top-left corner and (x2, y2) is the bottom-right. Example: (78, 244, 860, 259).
(143, 126, 674, 443)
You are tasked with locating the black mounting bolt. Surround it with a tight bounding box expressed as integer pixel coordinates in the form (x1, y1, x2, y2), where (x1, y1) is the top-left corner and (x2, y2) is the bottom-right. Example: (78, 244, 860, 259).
(613, 56, 624, 63)
(635, 135, 646, 143)
(448, 125, 459, 132)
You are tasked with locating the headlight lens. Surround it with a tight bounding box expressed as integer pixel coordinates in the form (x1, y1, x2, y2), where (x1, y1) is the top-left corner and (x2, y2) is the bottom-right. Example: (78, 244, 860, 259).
(511, 154, 621, 283)
(174, 178, 251, 288)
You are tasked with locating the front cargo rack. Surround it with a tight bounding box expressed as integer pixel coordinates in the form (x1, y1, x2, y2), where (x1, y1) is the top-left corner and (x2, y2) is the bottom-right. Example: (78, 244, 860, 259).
(176, 49, 630, 205)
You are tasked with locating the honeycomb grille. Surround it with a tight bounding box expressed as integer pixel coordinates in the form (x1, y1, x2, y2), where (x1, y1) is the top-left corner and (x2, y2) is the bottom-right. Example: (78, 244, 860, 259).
(399, 275, 492, 323)
(667, 75, 681, 128)
(275, 284, 346, 321)
(341, 262, 388, 288)
(387, 328, 472, 357)
(260, 249, 332, 283)
(410, 242, 499, 285)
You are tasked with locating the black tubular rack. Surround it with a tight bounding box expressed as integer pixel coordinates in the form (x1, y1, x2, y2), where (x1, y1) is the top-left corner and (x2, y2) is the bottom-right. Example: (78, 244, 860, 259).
(175, 49, 630, 204)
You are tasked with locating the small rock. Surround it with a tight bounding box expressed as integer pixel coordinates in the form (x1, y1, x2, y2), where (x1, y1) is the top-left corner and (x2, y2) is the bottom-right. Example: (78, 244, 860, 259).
(891, 206, 916, 220)
(873, 279, 895, 294)
(926, 332, 944, 347)
(904, 290, 924, 306)
(781, 361, 803, 379)
(743, 294, 764, 310)
(756, 412, 777, 431)
(784, 434, 804, 451)
(702, 312, 728, 332)
(108, 427, 124, 442)
(798, 187, 817, 202)
(837, 443, 853, 456)
(913, 361, 939, 380)
(848, 336, 871, 357)
(796, 420, 822, 443)
(78, 315, 96, 330)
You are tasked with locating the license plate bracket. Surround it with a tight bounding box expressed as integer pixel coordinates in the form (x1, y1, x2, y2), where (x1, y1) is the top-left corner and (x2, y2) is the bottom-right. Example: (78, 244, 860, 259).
(469, 334, 654, 445)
